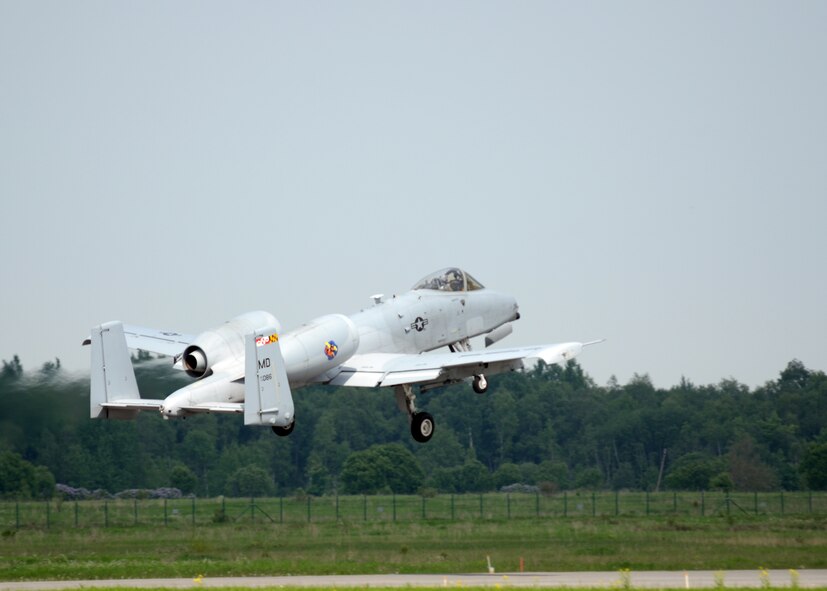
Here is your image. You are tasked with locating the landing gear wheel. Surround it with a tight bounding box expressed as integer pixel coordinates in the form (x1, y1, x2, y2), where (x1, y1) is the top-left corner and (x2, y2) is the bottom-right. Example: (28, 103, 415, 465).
(472, 374, 488, 394)
(272, 421, 295, 437)
(411, 412, 435, 443)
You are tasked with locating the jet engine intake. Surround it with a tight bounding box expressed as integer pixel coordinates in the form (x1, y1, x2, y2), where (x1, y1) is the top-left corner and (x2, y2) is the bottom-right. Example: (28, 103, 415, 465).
(182, 311, 280, 378)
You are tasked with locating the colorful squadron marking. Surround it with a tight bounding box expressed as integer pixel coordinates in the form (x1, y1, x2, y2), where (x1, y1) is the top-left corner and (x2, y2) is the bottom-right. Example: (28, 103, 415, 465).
(255, 333, 279, 347)
(324, 340, 338, 360)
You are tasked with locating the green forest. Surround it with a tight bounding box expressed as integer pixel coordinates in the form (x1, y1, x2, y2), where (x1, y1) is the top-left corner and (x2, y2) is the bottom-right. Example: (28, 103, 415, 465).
(1, 355, 826, 499)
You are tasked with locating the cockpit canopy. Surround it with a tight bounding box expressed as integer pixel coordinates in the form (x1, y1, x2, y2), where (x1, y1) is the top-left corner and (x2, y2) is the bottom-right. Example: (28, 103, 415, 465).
(412, 268, 485, 292)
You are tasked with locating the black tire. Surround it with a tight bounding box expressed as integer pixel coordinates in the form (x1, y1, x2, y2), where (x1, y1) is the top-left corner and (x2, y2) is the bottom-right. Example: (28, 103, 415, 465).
(272, 421, 295, 437)
(411, 412, 435, 443)
(472, 375, 488, 394)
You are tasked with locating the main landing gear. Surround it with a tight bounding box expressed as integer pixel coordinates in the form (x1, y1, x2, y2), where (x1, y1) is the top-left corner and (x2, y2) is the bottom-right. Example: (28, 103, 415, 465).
(396, 384, 434, 443)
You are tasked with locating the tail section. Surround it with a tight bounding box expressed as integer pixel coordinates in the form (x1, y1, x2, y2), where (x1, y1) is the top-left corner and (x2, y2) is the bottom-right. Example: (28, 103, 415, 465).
(244, 327, 294, 428)
(90, 321, 141, 419)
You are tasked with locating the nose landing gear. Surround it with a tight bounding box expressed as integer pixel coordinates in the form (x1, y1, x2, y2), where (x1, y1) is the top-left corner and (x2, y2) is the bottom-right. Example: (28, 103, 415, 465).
(472, 374, 488, 394)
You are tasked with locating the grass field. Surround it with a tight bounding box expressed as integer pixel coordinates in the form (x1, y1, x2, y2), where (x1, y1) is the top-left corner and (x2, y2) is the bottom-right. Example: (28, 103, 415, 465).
(1, 512, 826, 581)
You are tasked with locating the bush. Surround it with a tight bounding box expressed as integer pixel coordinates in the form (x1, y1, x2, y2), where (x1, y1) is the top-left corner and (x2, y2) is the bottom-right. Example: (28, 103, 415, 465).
(341, 444, 424, 494)
(225, 465, 275, 497)
(0, 452, 55, 499)
(170, 465, 197, 495)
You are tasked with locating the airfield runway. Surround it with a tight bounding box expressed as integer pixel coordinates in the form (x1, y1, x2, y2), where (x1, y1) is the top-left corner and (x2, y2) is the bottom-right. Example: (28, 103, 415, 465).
(3, 570, 827, 589)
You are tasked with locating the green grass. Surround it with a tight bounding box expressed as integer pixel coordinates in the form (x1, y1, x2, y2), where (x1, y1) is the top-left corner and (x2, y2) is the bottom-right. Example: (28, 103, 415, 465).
(1, 514, 826, 581)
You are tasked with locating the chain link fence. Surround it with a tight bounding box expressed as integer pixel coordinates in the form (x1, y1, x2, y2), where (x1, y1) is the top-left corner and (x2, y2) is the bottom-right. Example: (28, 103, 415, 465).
(2, 491, 826, 530)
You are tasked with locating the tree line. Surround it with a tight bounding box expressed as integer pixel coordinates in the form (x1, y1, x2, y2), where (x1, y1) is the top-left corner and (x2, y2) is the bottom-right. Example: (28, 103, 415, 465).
(1, 354, 826, 499)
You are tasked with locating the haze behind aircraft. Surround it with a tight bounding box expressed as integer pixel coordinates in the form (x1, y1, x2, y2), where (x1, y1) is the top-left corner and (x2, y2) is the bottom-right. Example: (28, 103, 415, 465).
(85, 268, 602, 442)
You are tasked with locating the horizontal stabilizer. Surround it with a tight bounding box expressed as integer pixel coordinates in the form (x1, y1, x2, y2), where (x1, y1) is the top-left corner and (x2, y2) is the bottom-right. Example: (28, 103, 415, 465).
(180, 402, 244, 414)
(83, 324, 194, 358)
(101, 399, 162, 411)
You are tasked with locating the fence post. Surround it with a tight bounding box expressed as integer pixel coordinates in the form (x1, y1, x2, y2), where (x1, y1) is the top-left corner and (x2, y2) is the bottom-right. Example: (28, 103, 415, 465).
(191, 497, 195, 526)
(104, 501, 109, 528)
(74, 500, 78, 528)
(336, 494, 339, 521)
(536, 492, 540, 517)
(134, 498, 138, 526)
(164, 498, 168, 526)
(701, 491, 704, 517)
(251, 497, 255, 524)
(307, 495, 311, 522)
(480, 494, 483, 519)
(754, 492, 758, 515)
(645, 491, 649, 516)
(280, 496, 283, 524)
(363, 495, 367, 521)
(615, 491, 619, 516)
(422, 496, 426, 520)
(507, 494, 511, 520)
(15, 502, 19, 529)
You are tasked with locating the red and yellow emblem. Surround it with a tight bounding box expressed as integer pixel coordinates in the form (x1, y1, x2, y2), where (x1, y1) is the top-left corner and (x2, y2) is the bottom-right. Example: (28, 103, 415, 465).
(255, 333, 279, 347)
(324, 340, 338, 360)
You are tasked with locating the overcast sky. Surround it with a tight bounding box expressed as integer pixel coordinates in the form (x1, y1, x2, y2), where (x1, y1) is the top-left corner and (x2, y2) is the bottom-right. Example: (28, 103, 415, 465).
(1, 1, 825, 389)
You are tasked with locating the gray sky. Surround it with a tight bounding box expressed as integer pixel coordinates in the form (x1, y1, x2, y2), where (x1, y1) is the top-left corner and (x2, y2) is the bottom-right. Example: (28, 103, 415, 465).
(1, 1, 825, 388)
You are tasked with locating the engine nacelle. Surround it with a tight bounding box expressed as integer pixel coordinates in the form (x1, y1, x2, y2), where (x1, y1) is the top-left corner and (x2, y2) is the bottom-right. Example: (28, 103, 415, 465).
(280, 314, 360, 385)
(182, 311, 280, 378)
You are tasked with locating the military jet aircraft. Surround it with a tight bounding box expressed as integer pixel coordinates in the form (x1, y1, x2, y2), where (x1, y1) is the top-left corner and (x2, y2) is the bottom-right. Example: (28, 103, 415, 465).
(85, 267, 602, 443)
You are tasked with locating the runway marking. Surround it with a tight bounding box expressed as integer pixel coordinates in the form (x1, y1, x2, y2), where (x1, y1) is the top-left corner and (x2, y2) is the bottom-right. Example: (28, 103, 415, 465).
(2, 570, 827, 590)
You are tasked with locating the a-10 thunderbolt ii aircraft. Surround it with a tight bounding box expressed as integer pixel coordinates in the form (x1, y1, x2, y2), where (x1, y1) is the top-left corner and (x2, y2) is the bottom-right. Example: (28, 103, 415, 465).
(85, 267, 602, 443)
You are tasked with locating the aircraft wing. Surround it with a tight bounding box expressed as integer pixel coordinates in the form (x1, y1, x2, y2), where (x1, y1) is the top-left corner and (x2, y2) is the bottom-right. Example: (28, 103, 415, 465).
(321, 341, 603, 389)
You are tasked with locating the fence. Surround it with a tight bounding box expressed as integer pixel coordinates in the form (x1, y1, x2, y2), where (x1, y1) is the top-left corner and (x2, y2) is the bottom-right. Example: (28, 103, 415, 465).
(2, 491, 826, 530)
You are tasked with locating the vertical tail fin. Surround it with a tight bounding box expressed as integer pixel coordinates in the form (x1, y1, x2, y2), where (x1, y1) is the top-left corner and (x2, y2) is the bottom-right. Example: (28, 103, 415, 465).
(90, 321, 141, 419)
(244, 327, 294, 428)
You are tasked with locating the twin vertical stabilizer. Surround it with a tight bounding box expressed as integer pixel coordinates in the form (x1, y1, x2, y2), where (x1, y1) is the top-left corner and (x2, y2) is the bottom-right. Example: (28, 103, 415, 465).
(89, 322, 142, 419)
(244, 327, 294, 428)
